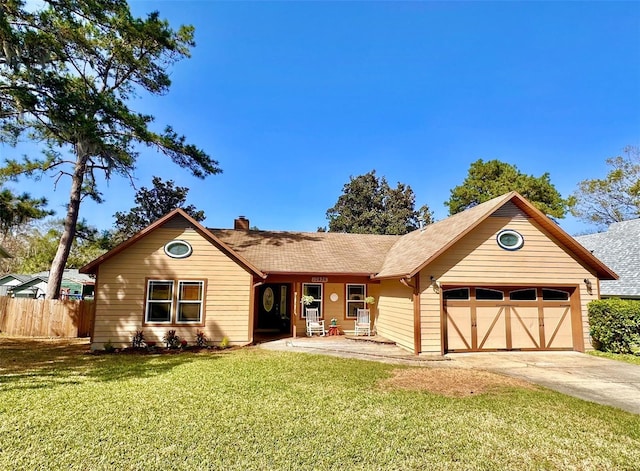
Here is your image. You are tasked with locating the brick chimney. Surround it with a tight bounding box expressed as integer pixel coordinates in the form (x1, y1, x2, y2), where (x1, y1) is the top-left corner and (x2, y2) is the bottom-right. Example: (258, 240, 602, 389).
(234, 216, 250, 231)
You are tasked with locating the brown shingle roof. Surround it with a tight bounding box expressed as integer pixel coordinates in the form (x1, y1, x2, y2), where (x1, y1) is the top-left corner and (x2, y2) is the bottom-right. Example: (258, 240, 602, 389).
(375, 193, 513, 278)
(80, 210, 265, 277)
(81, 192, 617, 281)
(376, 191, 617, 280)
(210, 229, 400, 275)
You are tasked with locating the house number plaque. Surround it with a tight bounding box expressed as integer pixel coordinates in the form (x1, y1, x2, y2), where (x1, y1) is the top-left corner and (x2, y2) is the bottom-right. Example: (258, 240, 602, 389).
(311, 277, 328, 283)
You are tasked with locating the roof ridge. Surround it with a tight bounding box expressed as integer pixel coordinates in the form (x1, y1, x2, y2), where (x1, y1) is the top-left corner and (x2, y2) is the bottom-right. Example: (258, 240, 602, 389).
(209, 227, 402, 238)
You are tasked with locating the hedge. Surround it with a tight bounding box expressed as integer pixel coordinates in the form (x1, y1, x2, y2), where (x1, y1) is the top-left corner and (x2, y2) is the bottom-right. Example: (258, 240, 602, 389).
(588, 298, 640, 354)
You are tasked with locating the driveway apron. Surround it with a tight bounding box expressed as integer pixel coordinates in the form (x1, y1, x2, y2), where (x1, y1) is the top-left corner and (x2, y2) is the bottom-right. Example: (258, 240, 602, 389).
(450, 351, 640, 415)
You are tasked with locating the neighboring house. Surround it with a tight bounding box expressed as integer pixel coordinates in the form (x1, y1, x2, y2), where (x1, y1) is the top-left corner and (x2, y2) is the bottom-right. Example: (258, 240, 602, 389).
(81, 191, 617, 354)
(8, 269, 95, 299)
(575, 219, 640, 299)
(0, 274, 32, 296)
(10, 276, 48, 298)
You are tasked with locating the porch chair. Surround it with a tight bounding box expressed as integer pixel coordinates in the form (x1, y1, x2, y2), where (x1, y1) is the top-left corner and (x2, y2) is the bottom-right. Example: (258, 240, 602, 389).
(354, 309, 371, 336)
(305, 308, 325, 336)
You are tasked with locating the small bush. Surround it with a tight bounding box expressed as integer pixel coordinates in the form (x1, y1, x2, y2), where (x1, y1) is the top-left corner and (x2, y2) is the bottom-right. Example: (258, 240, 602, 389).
(220, 336, 230, 349)
(104, 340, 115, 353)
(162, 330, 181, 349)
(195, 330, 208, 347)
(588, 299, 640, 354)
(132, 330, 145, 348)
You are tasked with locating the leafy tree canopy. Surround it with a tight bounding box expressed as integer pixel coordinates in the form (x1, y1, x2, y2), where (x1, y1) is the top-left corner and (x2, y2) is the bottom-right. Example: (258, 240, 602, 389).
(445, 159, 567, 218)
(0, 187, 53, 237)
(326, 170, 433, 235)
(113, 176, 205, 243)
(0, 0, 220, 297)
(569, 146, 640, 228)
(5, 218, 106, 273)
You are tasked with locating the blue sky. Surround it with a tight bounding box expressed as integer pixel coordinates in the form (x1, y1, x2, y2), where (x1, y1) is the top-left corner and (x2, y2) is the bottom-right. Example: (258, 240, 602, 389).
(2, 1, 639, 235)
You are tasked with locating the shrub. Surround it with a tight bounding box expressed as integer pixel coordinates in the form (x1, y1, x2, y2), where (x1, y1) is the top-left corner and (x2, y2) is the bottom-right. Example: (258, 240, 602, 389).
(220, 336, 230, 349)
(132, 330, 145, 349)
(195, 330, 208, 347)
(162, 330, 181, 349)
(588, 299, 640, 354)
(104, 340, 115, 353)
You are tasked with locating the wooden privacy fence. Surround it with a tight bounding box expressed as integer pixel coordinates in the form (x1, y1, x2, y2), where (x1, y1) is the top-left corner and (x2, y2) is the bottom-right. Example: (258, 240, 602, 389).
(0, 297, 95, 338)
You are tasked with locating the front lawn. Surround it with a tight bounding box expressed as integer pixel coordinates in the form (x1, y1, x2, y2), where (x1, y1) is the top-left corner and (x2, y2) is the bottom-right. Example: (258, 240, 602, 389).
(588, 350, 640, 366)
(1, 338, 639, 470)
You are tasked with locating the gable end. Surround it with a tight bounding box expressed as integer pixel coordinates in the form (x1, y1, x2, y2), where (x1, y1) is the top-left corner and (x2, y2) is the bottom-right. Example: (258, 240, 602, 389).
(490, 201, 530, 219)
(161, 217, 197, 230)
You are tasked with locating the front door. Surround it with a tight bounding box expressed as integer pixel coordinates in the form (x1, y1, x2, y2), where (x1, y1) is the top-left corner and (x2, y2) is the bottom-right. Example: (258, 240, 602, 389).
(256, 284, 291, 334)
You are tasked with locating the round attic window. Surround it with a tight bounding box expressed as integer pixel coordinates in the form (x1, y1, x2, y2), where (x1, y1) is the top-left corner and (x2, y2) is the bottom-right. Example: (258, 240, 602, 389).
(164, 240, 192, 259)
(497, 230, 524, 251)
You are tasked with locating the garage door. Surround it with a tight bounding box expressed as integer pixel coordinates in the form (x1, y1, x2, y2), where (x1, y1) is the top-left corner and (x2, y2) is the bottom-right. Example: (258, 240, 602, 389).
(444, 287, 574, 352)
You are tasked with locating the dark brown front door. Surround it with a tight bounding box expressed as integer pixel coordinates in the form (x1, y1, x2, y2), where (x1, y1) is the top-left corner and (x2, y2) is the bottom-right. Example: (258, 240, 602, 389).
(257, 284, 291, 333)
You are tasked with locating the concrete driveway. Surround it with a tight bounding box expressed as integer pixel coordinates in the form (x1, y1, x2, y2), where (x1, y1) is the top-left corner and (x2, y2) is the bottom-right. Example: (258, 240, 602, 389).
(450, 351, 640, 415)
(260, 337, 640, 415)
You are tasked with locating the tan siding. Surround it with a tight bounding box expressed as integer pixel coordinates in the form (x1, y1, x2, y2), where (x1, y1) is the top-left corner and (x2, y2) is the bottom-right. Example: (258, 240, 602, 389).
(419, 288, 442, 354)
(92, 226, 252, 349)
(419, 217, 599, 352)
(376, 279, 414, 352)
(578, 284, 597, 350)
(324, 283, 344, 324)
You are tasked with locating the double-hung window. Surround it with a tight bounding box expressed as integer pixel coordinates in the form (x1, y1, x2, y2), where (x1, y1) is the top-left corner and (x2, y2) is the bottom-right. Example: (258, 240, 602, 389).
(145, 279, 205, 324)
(346, 284, 366, 318)
(146, 280, 174, 323)
(301, 283, 322, 318)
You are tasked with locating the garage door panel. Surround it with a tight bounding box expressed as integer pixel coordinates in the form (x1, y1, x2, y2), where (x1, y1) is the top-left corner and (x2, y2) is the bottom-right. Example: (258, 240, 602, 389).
(510, 306, 540, 349)
(476, 306, 507, 349)
(445, 306, 472, 350)
(544, 306, 572, 349)
(444, 286, 575, 353)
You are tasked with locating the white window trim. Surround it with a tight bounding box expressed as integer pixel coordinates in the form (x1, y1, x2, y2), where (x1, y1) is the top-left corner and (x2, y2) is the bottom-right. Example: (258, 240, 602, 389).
(509, 288, 538, 301)
(145, 279, 205, 325)
(176, 280, 205, 324)
(301, 283, 323, 319)
(542, 288, 570, 301)
(164, 240, 193, 259)
(497, 229, 524, 251)
(346, 284, 366, 319)
(475, 287, 505, 301)
(145, 279, 174, 324)
(443, 288, 470, 300)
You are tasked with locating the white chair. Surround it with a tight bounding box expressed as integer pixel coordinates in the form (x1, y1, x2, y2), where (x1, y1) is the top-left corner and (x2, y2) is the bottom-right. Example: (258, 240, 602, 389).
(305, 308, 325, 336)
(354, 309, 371, 336)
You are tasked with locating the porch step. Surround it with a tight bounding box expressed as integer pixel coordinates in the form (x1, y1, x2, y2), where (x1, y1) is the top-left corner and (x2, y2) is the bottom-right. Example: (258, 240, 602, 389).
(344, 335, 396, 346)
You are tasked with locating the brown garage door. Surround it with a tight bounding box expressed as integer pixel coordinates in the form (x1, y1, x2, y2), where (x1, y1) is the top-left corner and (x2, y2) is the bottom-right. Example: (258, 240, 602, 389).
(444, 287, 574, 352)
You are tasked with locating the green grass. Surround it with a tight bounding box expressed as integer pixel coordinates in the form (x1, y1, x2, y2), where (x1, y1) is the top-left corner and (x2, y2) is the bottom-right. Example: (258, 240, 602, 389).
(1, 339, 639, 470)
(588, 350, 640, 365)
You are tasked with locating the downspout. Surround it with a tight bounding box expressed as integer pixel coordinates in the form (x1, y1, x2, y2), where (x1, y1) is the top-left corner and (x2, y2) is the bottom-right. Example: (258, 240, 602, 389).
(250, 279, 265, 344)
(400, 277, 414, 290)
(400, 275, 422, 356)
